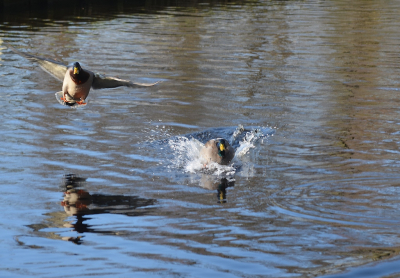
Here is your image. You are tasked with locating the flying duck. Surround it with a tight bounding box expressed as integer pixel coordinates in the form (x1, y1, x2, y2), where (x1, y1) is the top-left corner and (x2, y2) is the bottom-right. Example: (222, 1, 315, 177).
(6, 44, 160, 106)
(200, 138, 235, 165)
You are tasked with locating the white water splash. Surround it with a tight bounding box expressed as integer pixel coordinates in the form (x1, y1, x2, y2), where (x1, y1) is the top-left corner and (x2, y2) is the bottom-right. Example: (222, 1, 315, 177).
(168, 136, 204, 173)
(168, 136, 236, 175)
(167, 125, 270, 176)
(233, 125, 266, 157)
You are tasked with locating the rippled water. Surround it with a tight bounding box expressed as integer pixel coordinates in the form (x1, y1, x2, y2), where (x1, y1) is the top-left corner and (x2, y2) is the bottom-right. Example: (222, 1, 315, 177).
(1, 0, 400, 277)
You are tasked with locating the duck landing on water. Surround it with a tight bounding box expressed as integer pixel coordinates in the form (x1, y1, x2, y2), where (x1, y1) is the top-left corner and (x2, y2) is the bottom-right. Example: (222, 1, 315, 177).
(6, 43, 160, 107)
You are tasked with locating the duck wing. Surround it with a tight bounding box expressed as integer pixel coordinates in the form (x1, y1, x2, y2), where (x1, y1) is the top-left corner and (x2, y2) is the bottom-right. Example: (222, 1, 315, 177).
(92, 73, 160, 89)
(6, 43, 67, 82)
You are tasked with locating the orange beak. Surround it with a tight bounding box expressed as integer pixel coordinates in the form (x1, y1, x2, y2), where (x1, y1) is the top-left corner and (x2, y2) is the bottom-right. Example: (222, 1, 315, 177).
(73, 67, 79, 74)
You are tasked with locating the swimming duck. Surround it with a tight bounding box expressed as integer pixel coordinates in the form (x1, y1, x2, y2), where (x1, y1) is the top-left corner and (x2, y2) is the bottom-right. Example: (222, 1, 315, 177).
(200, 138, 235, 165)
(6, 44, 160, 106)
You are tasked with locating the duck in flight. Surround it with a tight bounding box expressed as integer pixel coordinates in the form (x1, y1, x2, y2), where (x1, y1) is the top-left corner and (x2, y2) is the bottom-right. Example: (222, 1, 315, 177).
(200, 138, 235, 166)
(6, 44, 160, 106)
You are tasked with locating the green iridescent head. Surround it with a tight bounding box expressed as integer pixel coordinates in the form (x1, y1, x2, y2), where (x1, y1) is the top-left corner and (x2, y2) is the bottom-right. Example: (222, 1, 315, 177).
(72, 62, 82, 75)
(217, 139, 227, 157)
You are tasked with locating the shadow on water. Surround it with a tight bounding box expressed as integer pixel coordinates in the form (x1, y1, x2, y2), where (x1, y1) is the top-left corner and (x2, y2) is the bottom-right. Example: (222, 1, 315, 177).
(28, 174, 157, 245)
(0, 0, 250, 26)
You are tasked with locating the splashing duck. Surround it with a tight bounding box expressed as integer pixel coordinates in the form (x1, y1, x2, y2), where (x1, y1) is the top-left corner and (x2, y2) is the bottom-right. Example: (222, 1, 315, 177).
(200, 138, 235, 166)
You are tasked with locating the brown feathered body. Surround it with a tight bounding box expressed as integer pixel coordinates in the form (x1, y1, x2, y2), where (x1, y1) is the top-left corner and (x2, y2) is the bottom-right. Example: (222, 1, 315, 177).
(200, 138, 235, 165)
(62, 66, 94, 102)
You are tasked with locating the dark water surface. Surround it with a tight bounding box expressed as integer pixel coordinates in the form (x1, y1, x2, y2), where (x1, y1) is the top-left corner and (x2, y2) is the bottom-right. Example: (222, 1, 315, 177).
(1, 0, 400, 277)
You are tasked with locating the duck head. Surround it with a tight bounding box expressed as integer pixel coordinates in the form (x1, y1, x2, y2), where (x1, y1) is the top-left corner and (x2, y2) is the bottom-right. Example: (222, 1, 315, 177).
(72, 62, 82, 75)
(69, 61, 90, 87)
(216, 139, 227, 157)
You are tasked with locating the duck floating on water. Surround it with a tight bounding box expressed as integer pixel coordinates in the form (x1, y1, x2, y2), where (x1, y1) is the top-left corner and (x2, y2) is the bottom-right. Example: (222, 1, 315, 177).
(6, 44, 160, 107)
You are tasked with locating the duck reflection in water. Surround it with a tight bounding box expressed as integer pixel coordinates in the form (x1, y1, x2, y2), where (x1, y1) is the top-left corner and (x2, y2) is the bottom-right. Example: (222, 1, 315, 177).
(199, 175, 235, 203)
(60, 174, 156, 244)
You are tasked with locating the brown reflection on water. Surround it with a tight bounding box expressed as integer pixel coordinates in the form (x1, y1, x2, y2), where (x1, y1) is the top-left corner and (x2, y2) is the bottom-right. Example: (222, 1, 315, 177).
(199, 176, 235, 203)
(324, 0, 400, 173)
(28, 175, 156, 244)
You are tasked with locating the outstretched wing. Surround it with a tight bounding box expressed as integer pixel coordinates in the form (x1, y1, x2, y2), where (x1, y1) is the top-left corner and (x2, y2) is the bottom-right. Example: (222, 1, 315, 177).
(6, 43, 68, 82)
(92, 73, 160, 90)
(6, 43, 160, 88)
